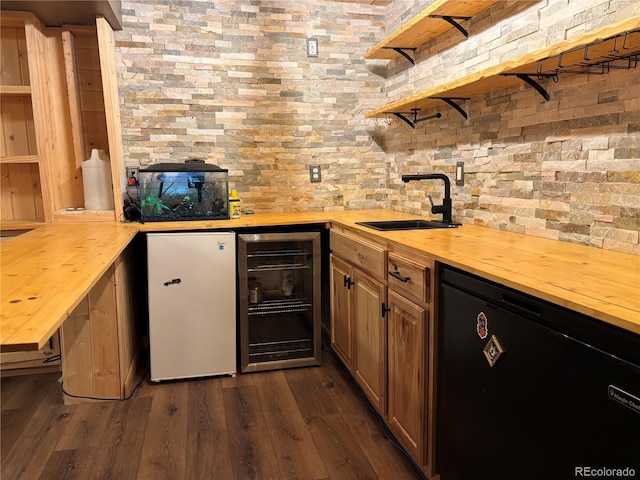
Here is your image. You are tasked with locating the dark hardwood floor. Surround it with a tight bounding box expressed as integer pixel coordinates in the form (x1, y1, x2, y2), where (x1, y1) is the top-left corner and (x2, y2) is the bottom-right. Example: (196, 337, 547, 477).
(1, 351, 423, 480)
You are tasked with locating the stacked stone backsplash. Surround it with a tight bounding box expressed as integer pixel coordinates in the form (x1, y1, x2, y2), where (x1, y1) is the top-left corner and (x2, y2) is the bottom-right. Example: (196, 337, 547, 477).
(382, 0, 640, 255)
(115, 0, 639, 254)
(116, 0, 389, 212)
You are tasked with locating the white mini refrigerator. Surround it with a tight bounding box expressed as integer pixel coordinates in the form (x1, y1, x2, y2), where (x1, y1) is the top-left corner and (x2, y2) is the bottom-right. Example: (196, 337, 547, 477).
(147, 232, 236, 381)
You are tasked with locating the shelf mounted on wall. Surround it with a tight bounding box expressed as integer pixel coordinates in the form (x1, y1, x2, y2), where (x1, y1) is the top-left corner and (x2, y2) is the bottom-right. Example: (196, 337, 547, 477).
(428, 15, 472, 38)
(382, 47, 417, 65)
(501, 28, 640, 101)
(378, 99, 467, 127)
(499, 73, 557, 101)
(380, 15, 472, 65)
(380, 109, 442, 129)
(429, 97, 470, 120)
(364, 1, 501, 63)
(366, 19, 640, 127)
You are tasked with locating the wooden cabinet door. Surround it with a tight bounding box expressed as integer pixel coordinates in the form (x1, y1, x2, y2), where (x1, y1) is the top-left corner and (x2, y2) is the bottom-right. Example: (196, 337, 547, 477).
(353, 268, 386, 414)
(387, 289, 427, 464)
(330, 254, 354, 369)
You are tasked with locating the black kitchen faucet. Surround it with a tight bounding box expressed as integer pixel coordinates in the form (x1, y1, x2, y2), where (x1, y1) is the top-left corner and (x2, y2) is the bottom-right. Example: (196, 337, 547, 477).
(401, 173, 456, 224)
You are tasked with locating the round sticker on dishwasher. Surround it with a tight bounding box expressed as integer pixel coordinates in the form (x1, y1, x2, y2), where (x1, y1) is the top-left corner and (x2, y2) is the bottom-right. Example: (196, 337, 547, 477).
(476, 312, 488, 339)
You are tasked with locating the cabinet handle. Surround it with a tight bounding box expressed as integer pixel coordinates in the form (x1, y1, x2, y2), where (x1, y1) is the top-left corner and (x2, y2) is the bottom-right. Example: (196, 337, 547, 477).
(344, 275, 355, 289)
(389, 270, 411, 283)
(381, 302, 391, 317)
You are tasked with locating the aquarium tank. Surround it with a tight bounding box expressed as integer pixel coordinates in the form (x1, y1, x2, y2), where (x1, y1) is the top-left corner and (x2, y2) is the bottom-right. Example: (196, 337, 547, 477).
(138, 160, 229, 221)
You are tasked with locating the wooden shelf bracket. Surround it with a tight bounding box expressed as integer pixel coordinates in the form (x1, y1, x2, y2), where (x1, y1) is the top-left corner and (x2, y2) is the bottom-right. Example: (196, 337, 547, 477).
(382, 47, 417, 65)
(428, 15, 472, 38)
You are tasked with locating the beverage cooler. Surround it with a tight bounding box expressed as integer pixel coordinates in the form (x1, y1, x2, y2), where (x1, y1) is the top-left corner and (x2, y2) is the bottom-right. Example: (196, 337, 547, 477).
(238, 232, 321, 372)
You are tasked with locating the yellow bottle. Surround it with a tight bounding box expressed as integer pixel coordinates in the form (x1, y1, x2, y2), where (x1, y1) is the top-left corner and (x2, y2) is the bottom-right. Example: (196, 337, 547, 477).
(229, 189, 241, 218)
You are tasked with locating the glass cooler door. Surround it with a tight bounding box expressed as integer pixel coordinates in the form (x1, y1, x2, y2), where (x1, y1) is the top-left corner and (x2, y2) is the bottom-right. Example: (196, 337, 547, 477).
(238, 232, 321, 372)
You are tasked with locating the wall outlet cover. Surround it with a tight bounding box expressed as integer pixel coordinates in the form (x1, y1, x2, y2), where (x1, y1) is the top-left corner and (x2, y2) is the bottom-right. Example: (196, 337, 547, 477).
(310, 165, 321, 183)
(126, 166, 140, 186)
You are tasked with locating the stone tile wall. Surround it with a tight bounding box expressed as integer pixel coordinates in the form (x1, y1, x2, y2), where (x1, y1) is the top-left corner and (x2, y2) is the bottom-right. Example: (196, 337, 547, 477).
(116, 0, 388, 213)
(381, 0, 640, 255)
(114, 0, 639, 254)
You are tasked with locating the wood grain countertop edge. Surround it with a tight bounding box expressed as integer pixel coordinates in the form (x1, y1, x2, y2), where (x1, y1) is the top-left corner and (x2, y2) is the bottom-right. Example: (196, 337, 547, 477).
(2, 210, 638, 352)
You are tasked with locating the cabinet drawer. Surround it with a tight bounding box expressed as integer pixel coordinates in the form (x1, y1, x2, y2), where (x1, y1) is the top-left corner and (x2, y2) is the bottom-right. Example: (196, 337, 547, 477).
(330, 230, 386, 280)
(388, 252, 429, 303)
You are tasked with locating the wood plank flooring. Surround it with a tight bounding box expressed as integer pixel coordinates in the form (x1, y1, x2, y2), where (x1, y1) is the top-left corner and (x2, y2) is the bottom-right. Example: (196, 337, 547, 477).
(1, 351, 423, 480)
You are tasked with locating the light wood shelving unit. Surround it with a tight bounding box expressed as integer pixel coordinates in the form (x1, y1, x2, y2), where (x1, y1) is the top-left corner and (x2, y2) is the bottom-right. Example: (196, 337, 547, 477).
(1, 12, 46, 226)
(367, 15, 640, 126)
(1, 11, 124, 230)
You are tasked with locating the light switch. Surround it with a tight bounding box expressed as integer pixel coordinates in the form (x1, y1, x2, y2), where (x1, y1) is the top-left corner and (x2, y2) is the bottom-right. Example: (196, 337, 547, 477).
(307, 38, 318, 57)
(456, 161, 464, 186)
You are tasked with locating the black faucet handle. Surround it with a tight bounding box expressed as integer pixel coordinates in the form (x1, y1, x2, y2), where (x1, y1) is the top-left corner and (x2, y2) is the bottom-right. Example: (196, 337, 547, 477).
(431, 204, 447, 215)
(429, 195, 445, 213)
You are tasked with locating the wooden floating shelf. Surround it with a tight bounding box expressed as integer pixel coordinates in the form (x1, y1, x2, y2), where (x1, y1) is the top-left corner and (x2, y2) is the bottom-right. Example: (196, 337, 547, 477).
(365, 0, 500, 61)
(0, 154, 39, 164)
(0, 85, 32, 95)
(366, 15, 640, 120)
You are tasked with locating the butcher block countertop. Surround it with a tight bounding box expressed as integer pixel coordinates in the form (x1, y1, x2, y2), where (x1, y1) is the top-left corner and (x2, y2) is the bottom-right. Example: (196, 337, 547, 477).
(1, 223, 138, 352)
(2, 209, 639, 352)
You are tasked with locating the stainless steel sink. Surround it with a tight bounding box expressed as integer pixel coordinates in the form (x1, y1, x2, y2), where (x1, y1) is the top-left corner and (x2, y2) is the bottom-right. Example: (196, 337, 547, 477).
(356, 220, 461, 231)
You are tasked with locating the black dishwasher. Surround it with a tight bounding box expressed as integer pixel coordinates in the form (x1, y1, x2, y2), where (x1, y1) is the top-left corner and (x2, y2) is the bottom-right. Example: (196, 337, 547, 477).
(437, 266, 640, 480)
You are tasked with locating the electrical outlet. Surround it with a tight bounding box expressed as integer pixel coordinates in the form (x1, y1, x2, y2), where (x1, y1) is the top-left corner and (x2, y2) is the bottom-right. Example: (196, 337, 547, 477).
(126, 166, 140, 186)
(126, 166, 139, 178)
(310, 165, 321, 183)
(455, 161, 464, 186)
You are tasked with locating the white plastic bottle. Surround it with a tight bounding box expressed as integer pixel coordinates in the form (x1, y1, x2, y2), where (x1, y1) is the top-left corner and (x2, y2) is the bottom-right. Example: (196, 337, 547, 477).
(82, 149, 115, 210)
